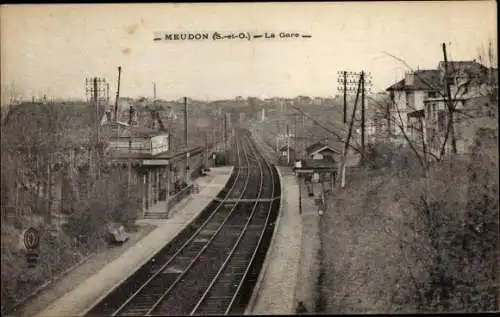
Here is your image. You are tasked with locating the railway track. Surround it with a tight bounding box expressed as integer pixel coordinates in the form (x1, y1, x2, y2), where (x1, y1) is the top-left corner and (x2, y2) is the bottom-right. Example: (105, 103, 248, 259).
(85, 130, 280, 316)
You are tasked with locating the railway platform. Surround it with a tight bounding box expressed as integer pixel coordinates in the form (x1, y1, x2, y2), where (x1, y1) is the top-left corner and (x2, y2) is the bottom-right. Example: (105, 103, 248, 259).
(244, 170, 303, 313)
(247, 124, 322, 314)
(34, 166, 234, 317)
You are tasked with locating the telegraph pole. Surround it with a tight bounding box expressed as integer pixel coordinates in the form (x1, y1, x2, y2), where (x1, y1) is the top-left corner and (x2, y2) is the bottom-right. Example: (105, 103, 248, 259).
(153, 82, 157, 101)
(93, 77, 99, 145)
(276, 119, 280, 152)
(224, 112, 228, 153)
(106, 82, 110, 105)
(93, 77, 100, 180)
(301, 111, 305, 159)
(343, 71, 347, 124)
(204, 132, 208, 168)
(294, 114, 297, 163)
(339, 73, 363, 189)
(286, 124, 290, 164)
(442, 42, 457, 155)
(184, 97, 188, 147)
(286, 112, 302, 162)
(361, 71, 365, 165)
(338, 70, 372, 166)
(114, 66, 122, 122)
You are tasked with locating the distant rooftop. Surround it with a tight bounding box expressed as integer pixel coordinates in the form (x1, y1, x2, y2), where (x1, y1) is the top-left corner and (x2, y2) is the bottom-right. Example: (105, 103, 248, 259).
(386, 69, 442, 92)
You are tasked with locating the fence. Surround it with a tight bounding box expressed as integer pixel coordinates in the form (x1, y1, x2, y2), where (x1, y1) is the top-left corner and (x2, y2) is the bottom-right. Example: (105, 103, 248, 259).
(166, 184, 194, 211)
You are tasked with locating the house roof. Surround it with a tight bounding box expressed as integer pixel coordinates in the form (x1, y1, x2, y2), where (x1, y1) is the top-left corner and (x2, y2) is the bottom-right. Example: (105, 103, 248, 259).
(306, 141, 341, 156)
(437, 60, 488, 76)
(305, 141, 326, 154)
(386, 61, 492, 92)
(386, 69, 442, 92)
(310, 145, 341, 156)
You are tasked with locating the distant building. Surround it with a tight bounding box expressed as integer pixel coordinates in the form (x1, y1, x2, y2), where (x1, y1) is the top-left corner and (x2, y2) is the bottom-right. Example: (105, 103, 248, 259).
(305, 140, 340, 160)
(260, 108, 266, 121)
(296, 96, 312, 105)
(313, 97, 323, 105)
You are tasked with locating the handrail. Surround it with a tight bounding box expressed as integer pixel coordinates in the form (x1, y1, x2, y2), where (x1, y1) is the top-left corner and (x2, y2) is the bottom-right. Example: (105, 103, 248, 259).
(166, 184, 194, 212)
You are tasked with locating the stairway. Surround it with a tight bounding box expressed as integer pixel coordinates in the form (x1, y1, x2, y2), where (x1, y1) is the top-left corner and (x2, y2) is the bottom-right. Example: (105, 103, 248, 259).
(143, 211, 168, 219)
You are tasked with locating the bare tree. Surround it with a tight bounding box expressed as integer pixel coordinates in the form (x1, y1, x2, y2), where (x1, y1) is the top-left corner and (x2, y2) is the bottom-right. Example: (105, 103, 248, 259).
(383, 43, 497, 161)
(1, 82, 23, 122)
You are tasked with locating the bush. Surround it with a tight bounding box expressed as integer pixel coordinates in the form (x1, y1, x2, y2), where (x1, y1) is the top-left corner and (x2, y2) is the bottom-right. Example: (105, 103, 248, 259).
(322, 132, 498, 313)
(365, 141, 395, 170)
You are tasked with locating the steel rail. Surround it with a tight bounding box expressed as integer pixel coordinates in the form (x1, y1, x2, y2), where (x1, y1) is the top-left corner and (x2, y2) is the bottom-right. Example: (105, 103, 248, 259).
(188, 133, 269, 315)
(144, 133, 262, 315)
(225, 136, 276, 315)
(110, 134, 249, 316)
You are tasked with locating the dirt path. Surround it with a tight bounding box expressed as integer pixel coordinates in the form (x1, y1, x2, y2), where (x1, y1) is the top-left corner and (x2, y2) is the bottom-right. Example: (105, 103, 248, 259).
(11, 223, 156, 317)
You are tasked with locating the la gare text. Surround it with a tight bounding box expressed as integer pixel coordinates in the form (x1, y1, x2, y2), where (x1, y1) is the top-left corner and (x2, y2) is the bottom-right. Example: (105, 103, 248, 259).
(153, 32, 310, 42)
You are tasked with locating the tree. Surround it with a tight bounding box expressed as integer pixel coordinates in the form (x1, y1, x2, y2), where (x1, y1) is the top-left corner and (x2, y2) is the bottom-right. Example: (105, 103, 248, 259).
(359, 43, 499, 312)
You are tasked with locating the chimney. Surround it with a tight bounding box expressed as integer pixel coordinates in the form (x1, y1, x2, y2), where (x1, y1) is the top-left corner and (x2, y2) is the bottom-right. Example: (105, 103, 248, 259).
(405, 72, 415, 86)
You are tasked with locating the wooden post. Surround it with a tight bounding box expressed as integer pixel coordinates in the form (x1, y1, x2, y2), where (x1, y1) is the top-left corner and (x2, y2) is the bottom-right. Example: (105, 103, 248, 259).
(286, 124, 290, 164)
(343, 70, 347, 124)
(338, 72, 362, 189)
(184, 97, 188, 147)
(47, 154, 52, 224)
(361, 71, 365, 166)
(294, 114, 297, 162)
(298, 175, 302, 214)
(155, 167, 160, 202)
(224, 113, 228, 154)
(204, 133, 208, 168)
(442, 42, 457, 154)
(148, 169, 152, 208)
(165, 165, 170, 218)
(341, 151, 346, 188)
(114, 66, 122, 122)
(142, 173, 146, 214)
(94, 77, 99, 145)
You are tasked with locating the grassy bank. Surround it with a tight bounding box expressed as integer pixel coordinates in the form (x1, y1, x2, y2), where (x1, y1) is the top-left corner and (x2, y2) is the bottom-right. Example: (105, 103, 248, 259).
(321, 131, 498, 313)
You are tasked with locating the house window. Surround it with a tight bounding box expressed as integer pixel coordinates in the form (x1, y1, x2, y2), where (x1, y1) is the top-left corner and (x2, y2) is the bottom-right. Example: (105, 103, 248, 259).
(428, 91, 437, 98)
(438, 110, 446, 133)
(432, 103, 437, 121)
(406, 92, 415, 109)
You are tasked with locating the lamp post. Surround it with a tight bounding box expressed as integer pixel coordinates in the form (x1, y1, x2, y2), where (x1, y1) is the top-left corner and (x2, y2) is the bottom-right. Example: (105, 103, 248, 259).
(298, 174, 302, 214)
(165, 159, 170, 218)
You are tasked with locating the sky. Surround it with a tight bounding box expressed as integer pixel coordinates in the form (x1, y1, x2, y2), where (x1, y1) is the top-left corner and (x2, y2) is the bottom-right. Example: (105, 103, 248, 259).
(1, 2, 497, 102)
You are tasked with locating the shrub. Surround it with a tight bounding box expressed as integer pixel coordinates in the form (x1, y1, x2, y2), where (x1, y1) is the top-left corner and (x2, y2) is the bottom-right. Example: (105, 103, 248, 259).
(322, 130, 498, 313)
